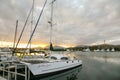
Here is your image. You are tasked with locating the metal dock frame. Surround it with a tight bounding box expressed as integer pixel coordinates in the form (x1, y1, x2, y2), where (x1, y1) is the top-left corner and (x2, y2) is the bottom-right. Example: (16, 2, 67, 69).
(0, 61, 30, 80)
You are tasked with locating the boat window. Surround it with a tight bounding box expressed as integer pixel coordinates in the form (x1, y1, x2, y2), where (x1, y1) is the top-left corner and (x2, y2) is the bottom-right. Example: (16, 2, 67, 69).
(61, 57, 68, 60)
(45, 56, 50, 58)
(51, 56, 57, 60)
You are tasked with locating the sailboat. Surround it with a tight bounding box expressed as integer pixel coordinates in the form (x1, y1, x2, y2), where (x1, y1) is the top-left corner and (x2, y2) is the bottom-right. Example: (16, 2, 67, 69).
(0, 0, 82, 79)
(22, 0, 82, 77)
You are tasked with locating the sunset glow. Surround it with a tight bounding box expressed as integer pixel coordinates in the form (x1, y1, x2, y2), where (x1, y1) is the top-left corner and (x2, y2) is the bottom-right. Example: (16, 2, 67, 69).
(0, 41, 74, 48)
(0, 41, 47, 48)
(59, 44, 75, 48)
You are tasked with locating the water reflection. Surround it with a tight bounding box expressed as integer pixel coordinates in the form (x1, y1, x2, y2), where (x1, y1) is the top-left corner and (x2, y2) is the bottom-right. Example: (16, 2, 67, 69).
(76, 52, 120, 80)
(39, 66, 82, 80)
(92, 56, 120, 64)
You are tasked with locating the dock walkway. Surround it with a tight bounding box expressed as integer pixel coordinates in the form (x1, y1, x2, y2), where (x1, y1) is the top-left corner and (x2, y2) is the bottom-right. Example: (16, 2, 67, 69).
(0, 76, 6, 80)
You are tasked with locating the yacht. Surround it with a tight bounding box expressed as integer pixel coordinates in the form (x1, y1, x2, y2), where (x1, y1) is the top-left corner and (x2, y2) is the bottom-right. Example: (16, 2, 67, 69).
(20, 53, 82, 78)
(19, 0, 82, 78)
(0, 0, 82, 79)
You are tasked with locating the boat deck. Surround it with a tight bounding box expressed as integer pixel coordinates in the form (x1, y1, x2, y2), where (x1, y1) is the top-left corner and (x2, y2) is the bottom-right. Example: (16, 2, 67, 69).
(23, 60, 49, 64)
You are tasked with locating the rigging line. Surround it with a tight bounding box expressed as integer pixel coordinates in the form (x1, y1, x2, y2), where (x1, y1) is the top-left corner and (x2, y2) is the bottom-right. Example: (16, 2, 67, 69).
(50, 0, 56, 4)
(13, 3, 33, 53)
(22, 0, 48, 56)
(12, 20, 18, 56)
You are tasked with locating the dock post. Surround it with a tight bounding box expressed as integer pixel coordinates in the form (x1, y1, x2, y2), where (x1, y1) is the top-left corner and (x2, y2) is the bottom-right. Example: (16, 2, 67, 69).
(25, 65, 27, 80)
(8, 68, 10, 80)
(15, 65, 17, 80)
(3, 64, 5, 78)
(28, 68, 30, 80)
(7, 63, 11, 80)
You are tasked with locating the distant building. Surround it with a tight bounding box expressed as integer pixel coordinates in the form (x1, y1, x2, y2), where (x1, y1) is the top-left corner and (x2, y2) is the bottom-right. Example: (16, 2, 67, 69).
(111, 48, 115, 52)
(83, 48, 90, 52)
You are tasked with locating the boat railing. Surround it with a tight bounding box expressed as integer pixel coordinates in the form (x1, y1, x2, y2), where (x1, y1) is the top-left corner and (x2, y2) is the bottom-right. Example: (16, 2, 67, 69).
(0, 61, 29, 80)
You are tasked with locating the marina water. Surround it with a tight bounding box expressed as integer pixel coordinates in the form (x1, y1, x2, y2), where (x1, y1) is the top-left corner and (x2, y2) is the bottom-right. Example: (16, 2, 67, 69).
(37, 52, 120, 80)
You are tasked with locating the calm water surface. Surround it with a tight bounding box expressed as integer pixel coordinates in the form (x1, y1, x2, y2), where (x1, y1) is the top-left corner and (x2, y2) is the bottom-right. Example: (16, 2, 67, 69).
(38, 52, 120, 80)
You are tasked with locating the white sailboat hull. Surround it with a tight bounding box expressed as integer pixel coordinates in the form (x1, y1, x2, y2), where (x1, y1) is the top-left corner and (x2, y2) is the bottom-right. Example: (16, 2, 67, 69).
(26, 60, 82, 75)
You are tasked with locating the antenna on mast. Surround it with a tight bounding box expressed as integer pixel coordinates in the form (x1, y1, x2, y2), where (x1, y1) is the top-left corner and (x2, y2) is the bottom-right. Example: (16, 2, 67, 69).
(104, 40, 106, 45)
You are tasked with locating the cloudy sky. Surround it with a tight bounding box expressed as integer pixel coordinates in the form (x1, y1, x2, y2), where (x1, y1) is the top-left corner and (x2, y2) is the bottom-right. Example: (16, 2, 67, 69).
(0, 0, 120, 47)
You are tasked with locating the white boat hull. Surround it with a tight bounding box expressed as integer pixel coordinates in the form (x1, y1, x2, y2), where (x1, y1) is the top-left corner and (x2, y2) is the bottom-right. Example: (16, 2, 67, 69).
(26, 60, 82, 76)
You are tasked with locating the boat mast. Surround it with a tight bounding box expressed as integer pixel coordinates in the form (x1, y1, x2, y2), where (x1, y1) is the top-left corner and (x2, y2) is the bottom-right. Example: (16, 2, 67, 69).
(29, 0, 34, 52)
(21, 0, 48, 58)
(49, 0, 56, 51)
(14, 5, 33, 53)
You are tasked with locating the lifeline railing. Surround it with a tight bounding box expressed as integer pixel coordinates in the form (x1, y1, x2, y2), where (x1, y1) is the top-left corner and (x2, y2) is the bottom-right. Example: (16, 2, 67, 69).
(0, 61, 30, 80)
